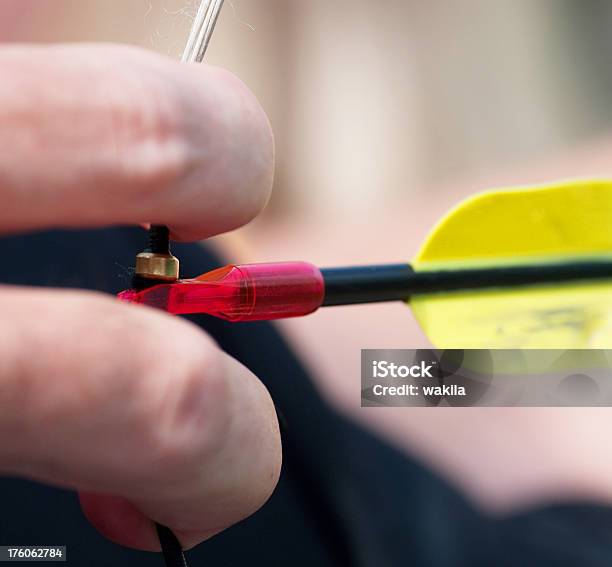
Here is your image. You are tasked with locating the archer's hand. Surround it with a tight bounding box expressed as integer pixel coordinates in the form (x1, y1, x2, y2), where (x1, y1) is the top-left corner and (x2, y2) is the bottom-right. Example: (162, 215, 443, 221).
(0, 44, 279, 550)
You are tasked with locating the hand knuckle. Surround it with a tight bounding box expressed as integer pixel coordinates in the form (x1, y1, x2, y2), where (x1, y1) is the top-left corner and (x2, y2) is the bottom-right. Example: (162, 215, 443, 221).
(133, 327, 230, 481)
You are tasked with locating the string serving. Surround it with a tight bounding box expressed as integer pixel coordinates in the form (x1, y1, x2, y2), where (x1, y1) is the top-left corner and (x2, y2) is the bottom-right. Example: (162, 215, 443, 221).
(182, 0, 225, 63)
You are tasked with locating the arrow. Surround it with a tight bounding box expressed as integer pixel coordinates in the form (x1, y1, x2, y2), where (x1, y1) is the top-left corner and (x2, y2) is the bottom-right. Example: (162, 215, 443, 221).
(121, 179, 612, 348)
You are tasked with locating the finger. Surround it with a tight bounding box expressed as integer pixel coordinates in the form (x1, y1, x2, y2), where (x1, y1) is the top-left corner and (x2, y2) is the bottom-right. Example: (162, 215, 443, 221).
(0, 44, 274, 241)
(78, 494, 161, 551)
(0, 288, 281, 550)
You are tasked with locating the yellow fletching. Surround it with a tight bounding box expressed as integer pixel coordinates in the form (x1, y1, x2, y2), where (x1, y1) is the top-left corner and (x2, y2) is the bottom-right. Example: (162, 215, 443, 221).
(411, 180, 612, 348)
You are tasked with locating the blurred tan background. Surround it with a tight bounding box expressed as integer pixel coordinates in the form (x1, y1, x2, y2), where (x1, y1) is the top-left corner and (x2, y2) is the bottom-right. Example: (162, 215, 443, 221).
(5, 0, 612, 512)
(6, 1, 612, 218)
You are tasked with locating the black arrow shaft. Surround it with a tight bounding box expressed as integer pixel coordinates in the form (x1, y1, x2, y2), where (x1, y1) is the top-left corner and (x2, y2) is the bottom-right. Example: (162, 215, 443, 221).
(320, 261, 612, 307)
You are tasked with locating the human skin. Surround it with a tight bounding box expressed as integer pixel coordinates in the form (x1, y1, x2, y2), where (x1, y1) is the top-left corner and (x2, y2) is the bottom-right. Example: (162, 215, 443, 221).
(0, 44, 279, 551)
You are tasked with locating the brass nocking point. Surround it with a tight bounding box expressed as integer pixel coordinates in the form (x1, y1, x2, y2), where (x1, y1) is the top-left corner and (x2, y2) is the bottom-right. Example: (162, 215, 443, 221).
(135, 252, 180, 282)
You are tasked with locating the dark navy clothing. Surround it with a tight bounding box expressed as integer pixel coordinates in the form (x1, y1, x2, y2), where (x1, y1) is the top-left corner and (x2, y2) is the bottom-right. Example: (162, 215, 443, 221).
(1, 228, 611, 566)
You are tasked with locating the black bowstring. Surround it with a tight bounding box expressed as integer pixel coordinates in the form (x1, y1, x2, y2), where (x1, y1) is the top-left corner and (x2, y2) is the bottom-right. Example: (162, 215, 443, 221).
(157, 523, 189, 567)
(133, 227, 188, 566)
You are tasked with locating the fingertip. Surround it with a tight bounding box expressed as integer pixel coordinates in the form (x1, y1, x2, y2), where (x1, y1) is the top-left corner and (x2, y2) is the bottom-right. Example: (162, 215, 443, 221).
(79, 492, 160, 552)
(165, 64, 274, 240)
(0, 44, 274, 241)
(140, 64, 275, 242)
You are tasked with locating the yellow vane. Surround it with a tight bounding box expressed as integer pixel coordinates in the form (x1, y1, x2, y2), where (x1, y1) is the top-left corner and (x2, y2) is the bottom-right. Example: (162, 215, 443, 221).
(411, 179, 612, 348)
